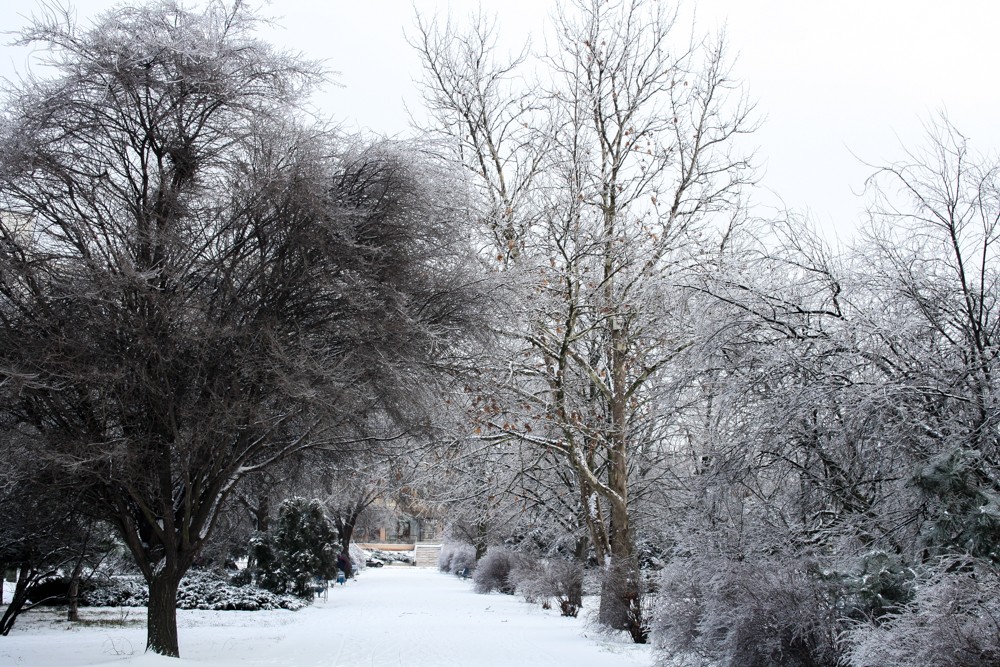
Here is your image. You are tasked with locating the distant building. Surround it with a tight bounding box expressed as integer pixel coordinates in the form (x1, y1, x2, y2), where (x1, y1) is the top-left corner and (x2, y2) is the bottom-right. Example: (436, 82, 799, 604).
(357, 512, 442, 545)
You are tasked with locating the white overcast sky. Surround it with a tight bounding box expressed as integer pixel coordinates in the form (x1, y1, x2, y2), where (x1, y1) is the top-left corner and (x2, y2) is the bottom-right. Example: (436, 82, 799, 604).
(2, 0, 999, 241)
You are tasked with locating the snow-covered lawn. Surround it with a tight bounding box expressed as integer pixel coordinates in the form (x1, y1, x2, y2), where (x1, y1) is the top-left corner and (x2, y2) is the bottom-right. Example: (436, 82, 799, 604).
(1, 567, 653, 666)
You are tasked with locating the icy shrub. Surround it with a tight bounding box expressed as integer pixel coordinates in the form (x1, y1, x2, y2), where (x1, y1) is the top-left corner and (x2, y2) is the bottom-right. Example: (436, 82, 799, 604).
(652, 557, 843, 667)
(473, 547, 524, 595)
(438, 544, 454, 572)
(438, 542, 475, 573)
(652, 559, 706, 664)
(846, 561, 1000, 667)
(451, 544, 477, 576)
(510, 558, 545, 602)
(547, 560, 584, 617)
(349, 543, 367, 572)
(511, 559, 584, 616)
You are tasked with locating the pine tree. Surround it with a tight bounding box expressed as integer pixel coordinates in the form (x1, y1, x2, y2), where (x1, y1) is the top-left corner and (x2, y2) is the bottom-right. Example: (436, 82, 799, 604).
(252, 498, 339, 597)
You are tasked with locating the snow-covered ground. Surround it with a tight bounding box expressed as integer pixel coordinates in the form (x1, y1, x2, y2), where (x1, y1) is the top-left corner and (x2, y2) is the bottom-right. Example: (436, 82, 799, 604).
(1, 567, 653, 666)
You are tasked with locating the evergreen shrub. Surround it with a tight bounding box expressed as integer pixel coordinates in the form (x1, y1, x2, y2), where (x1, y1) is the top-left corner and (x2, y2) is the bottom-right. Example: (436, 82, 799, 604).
(846, 560, 1000, 667)
(73, 570, 304, 610)
(251, 497, 339, 597)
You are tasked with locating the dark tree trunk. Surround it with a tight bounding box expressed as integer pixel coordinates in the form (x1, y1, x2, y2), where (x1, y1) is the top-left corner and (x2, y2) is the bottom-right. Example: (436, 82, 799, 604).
(67, 523, 92, 623)
(0, 566, 34, 636)
(244, 494, 271, 577)
(146, 570, 183, 657)
(574, 535, 590, 564)
(255, 494, 270, 533)
(67, 555, 85, 622)
(339, 519, 355, 556)
(473, 521, 489, 560)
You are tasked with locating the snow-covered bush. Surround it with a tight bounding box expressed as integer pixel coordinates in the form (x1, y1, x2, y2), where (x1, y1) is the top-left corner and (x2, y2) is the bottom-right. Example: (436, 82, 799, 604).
(438, 543, 477, 574)
(176, 570, 306, 611)
(368, 549, 413, 565)
(473, 547, 525, 595)
(229, 567, 253, 587)
(546, 560, 584, 617)
(512, 559, 584, 616)
(80, 570, 304, 611)
(25, 577, 76, 605)
(652, 557, 843, 667)
(598, 558, 654, 642)
(80, 576, 148, 607)
(846, 561, 1000, 667)
(437, 544, 454, 572)
(349, 544, 367, 572)
(510, 558, 545, 602)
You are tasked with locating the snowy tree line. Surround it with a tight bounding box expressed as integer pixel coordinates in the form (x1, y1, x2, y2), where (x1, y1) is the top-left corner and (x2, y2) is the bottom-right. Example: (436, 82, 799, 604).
(411, 1, 1000, 665)
(1, 0, 999, 664)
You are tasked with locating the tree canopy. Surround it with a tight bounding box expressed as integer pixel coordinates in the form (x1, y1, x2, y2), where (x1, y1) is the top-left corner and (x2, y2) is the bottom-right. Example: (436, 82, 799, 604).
(0, 0, 483, 655)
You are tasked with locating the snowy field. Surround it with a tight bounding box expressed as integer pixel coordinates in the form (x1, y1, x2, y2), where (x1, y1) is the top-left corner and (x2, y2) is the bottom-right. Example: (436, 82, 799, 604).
(1, 567, 653, 666)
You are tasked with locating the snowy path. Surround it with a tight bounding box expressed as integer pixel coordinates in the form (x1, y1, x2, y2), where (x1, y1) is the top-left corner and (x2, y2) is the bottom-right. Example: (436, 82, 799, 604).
(1, 567, 653, 666)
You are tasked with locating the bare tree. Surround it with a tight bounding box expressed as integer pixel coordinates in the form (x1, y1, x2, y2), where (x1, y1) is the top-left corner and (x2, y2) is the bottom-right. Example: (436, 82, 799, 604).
(412, 0, 756, 641)
(308, 444, 422, 555)
(0, 1, 482, 656)
(410, 10, 548, 266)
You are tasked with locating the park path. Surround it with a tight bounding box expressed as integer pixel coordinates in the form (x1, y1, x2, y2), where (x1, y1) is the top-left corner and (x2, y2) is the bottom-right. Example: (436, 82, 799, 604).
(242, 566, 651, 667)
(1, 566, 652, 667)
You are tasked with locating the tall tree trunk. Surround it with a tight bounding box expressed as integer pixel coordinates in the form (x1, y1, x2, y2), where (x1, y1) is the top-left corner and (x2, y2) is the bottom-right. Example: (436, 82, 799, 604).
(594, 298, 646, 642)
(598, 338, 646, 642)
(66, 556, 85, 622)
(574, 534, 591, 564)
(67, 523, 93, 623)
(579, 469, 609, 565)
(245, 494, 271, 577)
(598, 487, 645, 642)
(146, 569, 183, 657)
(335, 512, 358, 579)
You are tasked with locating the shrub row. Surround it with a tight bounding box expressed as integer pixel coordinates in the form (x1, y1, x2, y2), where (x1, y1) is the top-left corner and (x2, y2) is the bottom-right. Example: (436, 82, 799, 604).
(650, 553, 1000, 667)
(30, 570, 304, 611)
(469, 546, 584, 617)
